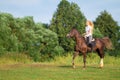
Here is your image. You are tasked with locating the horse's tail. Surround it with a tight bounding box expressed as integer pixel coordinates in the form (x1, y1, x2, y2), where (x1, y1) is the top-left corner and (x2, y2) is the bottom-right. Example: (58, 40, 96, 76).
(101, 37, 113, 50)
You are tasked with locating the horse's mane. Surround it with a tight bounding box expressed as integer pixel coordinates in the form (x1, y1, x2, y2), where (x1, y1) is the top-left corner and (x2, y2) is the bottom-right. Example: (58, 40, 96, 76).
(71, 28, 85, 41)
(72, 27, 84, 38)
(71, 28, 81, 36)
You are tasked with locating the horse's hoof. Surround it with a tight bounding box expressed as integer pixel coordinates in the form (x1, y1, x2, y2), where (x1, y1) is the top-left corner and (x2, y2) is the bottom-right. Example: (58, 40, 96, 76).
(83, 67, 86, 70)
(100, 64, 104, 68)
(99, 66, 103, 69)
(83, 66, 86, 70)
(73, 65, 75, 69)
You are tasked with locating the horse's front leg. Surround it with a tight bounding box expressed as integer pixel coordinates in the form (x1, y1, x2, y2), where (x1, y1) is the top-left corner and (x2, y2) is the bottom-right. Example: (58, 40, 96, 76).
(83, 53, 86, 69)
(72, 51, 79, 68)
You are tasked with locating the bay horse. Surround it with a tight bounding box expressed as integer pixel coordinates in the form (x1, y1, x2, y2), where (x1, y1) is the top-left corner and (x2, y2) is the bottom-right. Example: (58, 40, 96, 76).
(67, 28, 113, 69)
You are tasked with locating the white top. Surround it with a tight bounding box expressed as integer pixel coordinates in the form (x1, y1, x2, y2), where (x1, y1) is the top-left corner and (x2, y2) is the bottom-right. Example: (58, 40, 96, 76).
(85, 25, 92, 37)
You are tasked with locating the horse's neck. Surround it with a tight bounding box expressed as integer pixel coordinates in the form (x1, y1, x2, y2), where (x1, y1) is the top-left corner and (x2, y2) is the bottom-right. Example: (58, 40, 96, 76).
(74, 33, 79, 40)
(75, 34, 84, 43)
(73, 30, 84, 43)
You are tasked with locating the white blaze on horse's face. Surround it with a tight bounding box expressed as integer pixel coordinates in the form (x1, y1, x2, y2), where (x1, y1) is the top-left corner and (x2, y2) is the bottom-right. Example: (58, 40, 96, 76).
(66, 33, 70, 37)
(67, 32, 73, 38)
(67, 29, 75, 38)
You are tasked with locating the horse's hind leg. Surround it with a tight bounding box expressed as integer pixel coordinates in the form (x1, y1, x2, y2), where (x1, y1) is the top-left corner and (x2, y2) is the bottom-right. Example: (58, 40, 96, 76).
(72, 51, 79, 68)
(100, 58, 104, 68)
(97, 49, 104, 68)
(100, 51, 104, 68)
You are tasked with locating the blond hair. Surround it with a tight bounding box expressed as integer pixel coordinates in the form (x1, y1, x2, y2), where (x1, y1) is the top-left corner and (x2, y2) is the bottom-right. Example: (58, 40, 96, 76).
(87, 20, 94, 34)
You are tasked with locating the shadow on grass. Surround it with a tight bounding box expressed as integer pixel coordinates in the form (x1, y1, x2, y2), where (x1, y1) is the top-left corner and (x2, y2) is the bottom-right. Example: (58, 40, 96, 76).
(58, 65, 102, 70)
(58, 65, 72, 68)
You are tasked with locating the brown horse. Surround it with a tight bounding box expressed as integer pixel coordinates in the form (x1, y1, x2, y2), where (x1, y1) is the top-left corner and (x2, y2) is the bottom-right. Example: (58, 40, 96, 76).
(67, 28, 113, 69)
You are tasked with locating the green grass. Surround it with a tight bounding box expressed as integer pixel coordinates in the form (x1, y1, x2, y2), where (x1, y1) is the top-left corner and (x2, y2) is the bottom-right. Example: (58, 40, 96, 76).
(0, 63, 120, 80)
(0, 53, 33, 65)
(0, 53, 120, 80)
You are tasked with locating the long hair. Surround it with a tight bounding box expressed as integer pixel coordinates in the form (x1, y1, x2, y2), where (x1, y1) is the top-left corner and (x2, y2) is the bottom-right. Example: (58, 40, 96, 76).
(87, 20, 94, 34)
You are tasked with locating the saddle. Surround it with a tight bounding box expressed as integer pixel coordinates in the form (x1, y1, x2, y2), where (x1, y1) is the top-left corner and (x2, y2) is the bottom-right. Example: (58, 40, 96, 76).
(88, 41, 95, 47)
(86, 39, 96, 52)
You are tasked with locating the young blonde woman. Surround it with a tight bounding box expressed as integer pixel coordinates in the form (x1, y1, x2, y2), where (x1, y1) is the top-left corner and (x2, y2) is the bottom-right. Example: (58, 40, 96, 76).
(84, 20, 94, 51)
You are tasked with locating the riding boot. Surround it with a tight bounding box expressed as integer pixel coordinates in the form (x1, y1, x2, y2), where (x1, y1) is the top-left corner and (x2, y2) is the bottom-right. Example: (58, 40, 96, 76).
(90, 43, 93, 52)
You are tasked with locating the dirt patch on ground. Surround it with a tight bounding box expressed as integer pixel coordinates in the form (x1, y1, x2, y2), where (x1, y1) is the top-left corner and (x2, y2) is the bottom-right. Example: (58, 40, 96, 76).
(0, 63, 58, 70)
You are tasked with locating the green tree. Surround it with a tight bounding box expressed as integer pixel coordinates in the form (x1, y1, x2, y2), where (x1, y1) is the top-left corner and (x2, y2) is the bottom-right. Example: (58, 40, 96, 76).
(0, 12, 19, 55)
(93, 28, 103, 38)
(15, 16, 35, 52)
(15, 17, 60, 61)
(94, 10, 119, 56)
(31, 23, 61, 61)
(50, 0, 86, 52)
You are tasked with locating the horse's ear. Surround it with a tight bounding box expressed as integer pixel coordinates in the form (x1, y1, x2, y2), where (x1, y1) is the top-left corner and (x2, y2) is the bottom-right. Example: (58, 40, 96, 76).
(72, 27, 76, 29)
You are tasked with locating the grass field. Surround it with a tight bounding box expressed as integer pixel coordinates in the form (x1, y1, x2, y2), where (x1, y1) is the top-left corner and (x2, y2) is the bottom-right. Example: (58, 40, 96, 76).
(0, 53, 120, 80)
(0, 63, 120, 80)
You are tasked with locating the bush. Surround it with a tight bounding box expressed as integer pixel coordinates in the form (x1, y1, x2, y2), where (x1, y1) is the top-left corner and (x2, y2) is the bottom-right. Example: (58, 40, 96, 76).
(53, 46, 65, 56)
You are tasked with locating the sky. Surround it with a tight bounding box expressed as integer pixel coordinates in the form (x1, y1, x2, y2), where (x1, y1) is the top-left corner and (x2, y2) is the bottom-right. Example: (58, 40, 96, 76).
(0, 0, 120, 25)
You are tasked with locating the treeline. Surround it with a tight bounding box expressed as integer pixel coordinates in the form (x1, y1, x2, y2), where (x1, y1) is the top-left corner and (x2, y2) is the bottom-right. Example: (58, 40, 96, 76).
(0, 13, 63, 61)
(0, 0, 120, 61)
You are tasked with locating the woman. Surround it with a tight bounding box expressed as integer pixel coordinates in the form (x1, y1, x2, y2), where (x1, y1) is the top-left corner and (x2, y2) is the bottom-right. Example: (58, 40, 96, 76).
(84, 20, 94, 46)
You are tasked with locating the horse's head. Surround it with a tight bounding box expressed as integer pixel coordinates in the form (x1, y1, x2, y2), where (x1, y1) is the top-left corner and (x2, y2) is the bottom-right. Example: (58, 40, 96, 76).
(66, 28, 79, 38)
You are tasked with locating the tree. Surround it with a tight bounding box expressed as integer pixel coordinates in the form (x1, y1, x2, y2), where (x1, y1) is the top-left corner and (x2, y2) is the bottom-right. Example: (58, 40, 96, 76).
(93, 28, 103, 38)
(50, 0, 86, 52)
(15, 16, 35, 52)
(0, 12, 19, 55)
(15, 17, 60, 61)
(94, 10, 119, 56)
(0, 12, 63, 61)
(31, 23, 61, 61)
